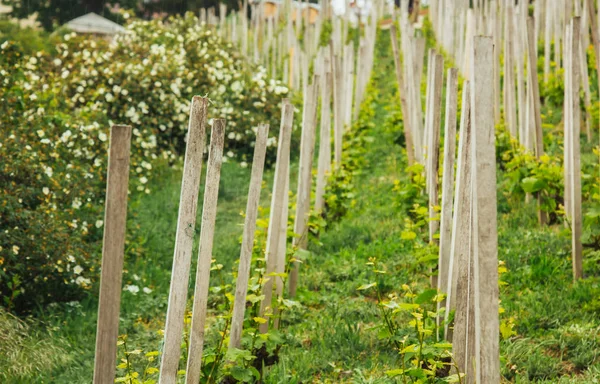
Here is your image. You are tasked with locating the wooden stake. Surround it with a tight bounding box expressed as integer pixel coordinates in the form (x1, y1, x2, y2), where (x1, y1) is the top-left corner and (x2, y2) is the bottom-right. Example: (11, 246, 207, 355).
(93, 125, 132, 384)
(470, 36, 500, 383)
(446, 82, 474, 374)
(260, 100, 294, 333)
(390, 24, 415, 167)
(567, 17, 584, 280)
(437, 68, 458, 322)
(185, 120, 226, 384)
(289, 78, 320, 297)
(159, 97, 208, 384)
(229, 124, 270, 350)
(315, 65, 332, 213)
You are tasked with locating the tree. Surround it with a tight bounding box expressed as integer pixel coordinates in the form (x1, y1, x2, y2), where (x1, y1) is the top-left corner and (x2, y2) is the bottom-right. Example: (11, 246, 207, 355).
(1, 0, 137, 31)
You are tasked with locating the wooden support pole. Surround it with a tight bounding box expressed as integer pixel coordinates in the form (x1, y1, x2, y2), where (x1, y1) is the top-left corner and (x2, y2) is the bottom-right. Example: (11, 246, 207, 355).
(390, 24, 415, 167)
(437, 68, 458, 322)
(427, 54, 445, 266)
(315, 61, 332, 213)
(332, 50, 344, 168)
(159, 97, 208, 384)
(471, 36, 500, 384)
(446, 82, 474, 371)
(92, 125, 132, 384)
(260, 100, 294, 333)
(526, 17, 545, 159)
(289, 77, 320, 297)
(184, 120, 226, 384)
(229, 124, 270, 350)
(567, 17, 584, 281)
(504, 4, 518, 139)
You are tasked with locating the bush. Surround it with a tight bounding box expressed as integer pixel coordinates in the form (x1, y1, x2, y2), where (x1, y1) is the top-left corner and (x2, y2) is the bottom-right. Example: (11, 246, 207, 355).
(0, 13, 292, 313)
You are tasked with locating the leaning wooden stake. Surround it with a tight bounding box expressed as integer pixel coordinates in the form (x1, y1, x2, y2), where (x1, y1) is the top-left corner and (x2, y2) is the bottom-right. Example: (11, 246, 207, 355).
(427, 53, 444, 288)
(229, 124, 270, 349)
(159, 97, 208, 384)
(470, 36, 500, 383)
(260, 100, 294, 333)
(93, 125, 132, 384)
(289, 77, 320, 297)
(446, 83, 475, 374)
(437, 68, 458, 322)
(185, 120, 226, 384)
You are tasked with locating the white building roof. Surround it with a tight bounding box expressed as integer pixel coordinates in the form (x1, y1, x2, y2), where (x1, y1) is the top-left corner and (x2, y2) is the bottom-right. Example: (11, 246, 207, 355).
(65, 12, 125, 35)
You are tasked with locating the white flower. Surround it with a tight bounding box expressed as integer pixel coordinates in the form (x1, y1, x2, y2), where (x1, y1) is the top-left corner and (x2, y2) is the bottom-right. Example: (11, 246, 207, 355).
(124, 284, 139, 294)
(72, 198, 82, 209)
(42, 187, 50, 195)
(95, 220, 103, 228)
(75, 276, 91, 286)
(98, 132, 107, 142)
(231, 80, 242, 92)
(12, 245, 19, 255)
(105, 93, 114, 102)
(240, 161, 248, 168)
(67, 255, 76, 263)
(140, 176, 148, 184)
(133, 274, 140, 281)
(61, 70, 70, 79)
(30, 93, 38, 101)
(215, 60, 224, 68)
(143, 287, 152, 294)
(170, 83, 181, 96)
(60, 130, 72, 143)
(73, 265, 83, 275)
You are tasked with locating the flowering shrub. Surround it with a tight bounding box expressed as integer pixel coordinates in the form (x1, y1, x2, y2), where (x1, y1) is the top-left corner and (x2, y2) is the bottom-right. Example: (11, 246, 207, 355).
(0, 13, 291, 313)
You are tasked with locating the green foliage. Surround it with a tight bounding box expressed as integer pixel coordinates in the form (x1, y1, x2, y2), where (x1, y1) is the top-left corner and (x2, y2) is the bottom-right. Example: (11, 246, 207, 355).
(498, 127, 564, 222)
(0, 21, 56, 55)
(0, 14, 289, 313)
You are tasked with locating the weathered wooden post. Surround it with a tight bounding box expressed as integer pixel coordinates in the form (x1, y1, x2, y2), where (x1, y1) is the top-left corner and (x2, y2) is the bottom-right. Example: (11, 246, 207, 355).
(289, 77, 320, 297)
(229, 124, 270, 350)
(437, 68, 458, 322)
(471, 36, 500, 383)
(426, 53, 445, 288)
(260, 100, 294, 333)
(446, 83, 475, 374)
(185, 120, 226, 384)
(565, 17, 584, 281)
(159, 97, 208, 384)
(315, 58, 333, 213)
(390, 24, 415, 167)
(93, 125, 132, 384)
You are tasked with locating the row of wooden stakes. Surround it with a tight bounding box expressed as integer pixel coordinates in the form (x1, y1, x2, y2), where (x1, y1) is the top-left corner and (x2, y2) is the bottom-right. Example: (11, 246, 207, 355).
(91, 5, 380, 380)
(383, 1, 599, 382)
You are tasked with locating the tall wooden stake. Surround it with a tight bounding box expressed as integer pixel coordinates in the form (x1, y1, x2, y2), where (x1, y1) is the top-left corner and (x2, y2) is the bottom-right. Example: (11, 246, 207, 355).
(289, 77, 320, 297)
(185, 120, 226, 384)
(229, 124, 270, 349)
(260, 100, 294, 333)
(437, 68, 459, 323)
(93, 125, 132, 384)
(159, 97, 208, 384)
(471, 36, 500, 383)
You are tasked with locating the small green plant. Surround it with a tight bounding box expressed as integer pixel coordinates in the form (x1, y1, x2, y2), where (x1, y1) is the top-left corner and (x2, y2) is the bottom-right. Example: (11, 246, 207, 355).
(358, 259, 461, 383)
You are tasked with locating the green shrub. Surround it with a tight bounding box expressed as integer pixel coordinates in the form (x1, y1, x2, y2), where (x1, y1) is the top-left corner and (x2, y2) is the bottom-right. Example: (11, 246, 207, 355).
(0, 13, 291, 313)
